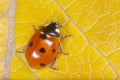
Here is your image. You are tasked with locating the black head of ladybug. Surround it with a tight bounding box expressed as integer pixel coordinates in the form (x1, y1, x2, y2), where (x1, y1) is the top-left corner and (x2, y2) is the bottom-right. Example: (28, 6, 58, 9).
(41, 22, 61, 37)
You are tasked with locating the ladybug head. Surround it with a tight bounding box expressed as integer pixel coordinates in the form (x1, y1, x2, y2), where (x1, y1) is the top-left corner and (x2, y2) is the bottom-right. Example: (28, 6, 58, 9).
(49, 22, 61, 28)
(41, 22, 61, 37)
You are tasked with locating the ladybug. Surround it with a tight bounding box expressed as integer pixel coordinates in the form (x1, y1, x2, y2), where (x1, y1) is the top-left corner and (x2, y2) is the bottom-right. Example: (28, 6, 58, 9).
(17, 22, 70, 70)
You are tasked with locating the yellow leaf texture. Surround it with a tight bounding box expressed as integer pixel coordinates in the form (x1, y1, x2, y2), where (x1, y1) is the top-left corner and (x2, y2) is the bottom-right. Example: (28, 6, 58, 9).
(0, 0, 11, 16)
(0, 0, 120, 80)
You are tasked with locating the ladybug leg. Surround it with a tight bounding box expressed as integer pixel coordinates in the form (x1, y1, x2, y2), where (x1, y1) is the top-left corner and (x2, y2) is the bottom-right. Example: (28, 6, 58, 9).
(33, 25, 37, 31)
(59, 34, 72, 38)
(50, 58, 58, 70)
(58, 34, 72, 55)
(16, 46, 26, 54)
(59, 43, 68, 55)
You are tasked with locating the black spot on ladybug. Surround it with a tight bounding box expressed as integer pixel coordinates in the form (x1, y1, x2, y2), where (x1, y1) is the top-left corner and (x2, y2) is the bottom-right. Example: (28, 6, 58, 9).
(39, 34, 47, 39)
(39, 48, 46, 53)
(40, 63, 46, 67)
(52, 48, 56, 53)
(29, 42, 33, 47)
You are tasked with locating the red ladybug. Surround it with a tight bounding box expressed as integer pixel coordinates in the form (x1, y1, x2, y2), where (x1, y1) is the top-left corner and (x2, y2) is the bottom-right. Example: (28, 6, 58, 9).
(17, 22, 70, 69)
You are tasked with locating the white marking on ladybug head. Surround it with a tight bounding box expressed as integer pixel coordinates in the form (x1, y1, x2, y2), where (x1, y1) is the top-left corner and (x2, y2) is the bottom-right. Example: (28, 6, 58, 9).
(47, 35, 51, 38)
(55, 29, 60, 33)
(32, 51, 40, 59)
(41, 31, 44, 34)
(55, 23, 59, 28)
(50, 32, 56, 36)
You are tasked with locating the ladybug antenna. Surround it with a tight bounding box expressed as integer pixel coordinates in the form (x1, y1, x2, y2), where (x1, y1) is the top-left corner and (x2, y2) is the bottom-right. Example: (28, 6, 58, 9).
(33, 25, 38, 31)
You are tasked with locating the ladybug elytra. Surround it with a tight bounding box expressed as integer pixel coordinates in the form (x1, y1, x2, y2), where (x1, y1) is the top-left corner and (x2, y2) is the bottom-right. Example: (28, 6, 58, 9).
(16, 22, 71, 70)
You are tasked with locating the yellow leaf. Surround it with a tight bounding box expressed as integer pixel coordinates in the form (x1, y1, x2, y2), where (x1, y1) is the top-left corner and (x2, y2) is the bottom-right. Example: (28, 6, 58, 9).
(0, 0, 120, 80)
(0, 0, 12, 16)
